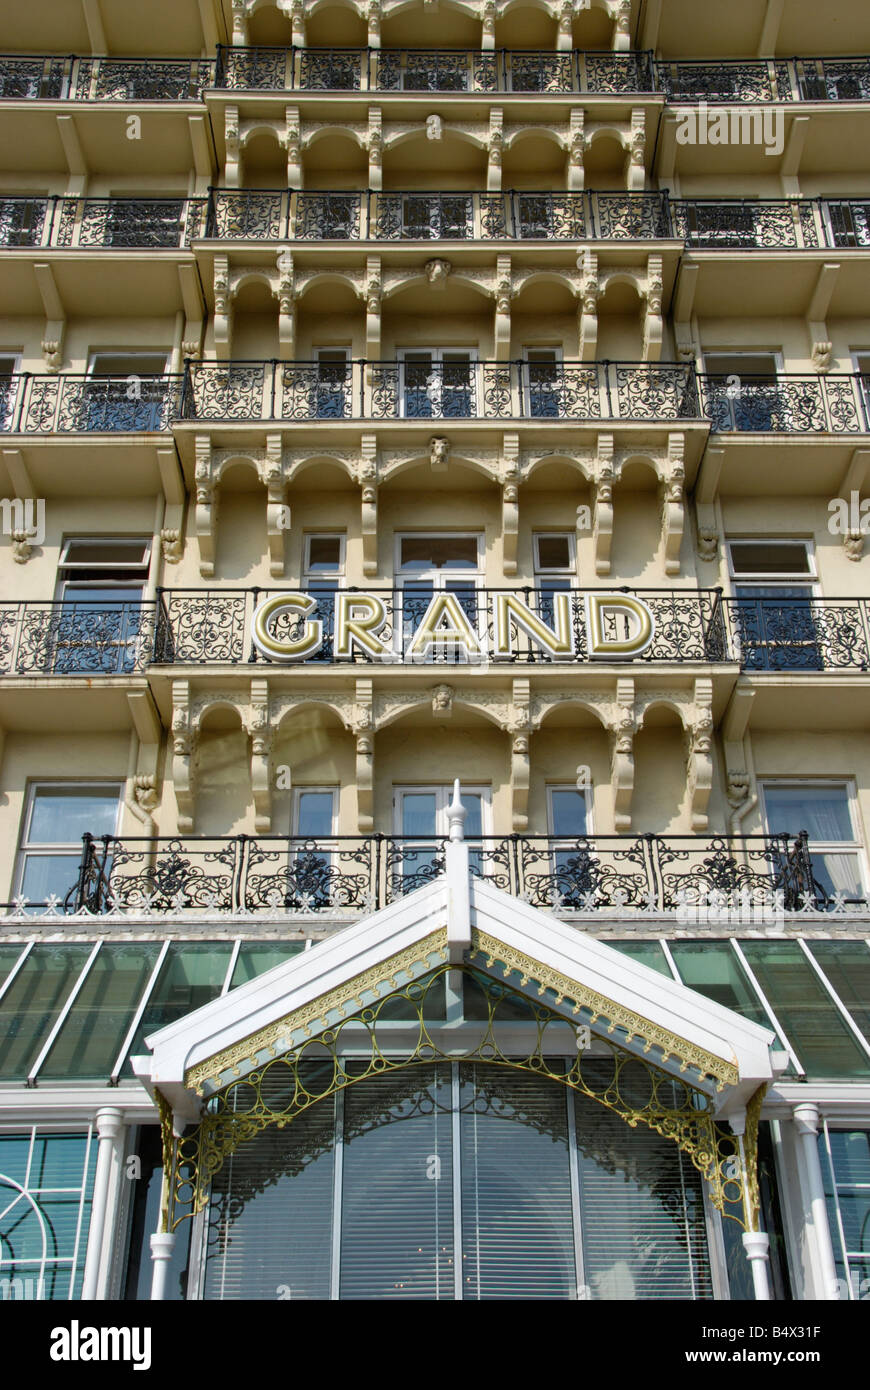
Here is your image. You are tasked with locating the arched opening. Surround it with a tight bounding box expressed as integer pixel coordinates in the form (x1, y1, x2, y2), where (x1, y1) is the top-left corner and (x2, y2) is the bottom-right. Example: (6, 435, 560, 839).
(247, 4, 294, 47)
(305, 3, 367, 47)
(196, 705, 252, 835)
(382, 131, 487, 188)
(496, 4, 559, 50)
(583, 132, 628, 192)
(633, 704, 688, 832)
(609, 456, 661, 581)
(380, 5, 482, 50)
(302, 129, 367, 186)
(229, 278, 278, 359)
(596, 276, 644, 360)
(572, 4, 616, 49)
(240, 129, 288, 190)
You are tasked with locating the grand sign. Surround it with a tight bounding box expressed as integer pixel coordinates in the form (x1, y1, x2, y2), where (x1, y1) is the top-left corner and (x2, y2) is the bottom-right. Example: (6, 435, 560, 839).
(251, 591, 656, 663)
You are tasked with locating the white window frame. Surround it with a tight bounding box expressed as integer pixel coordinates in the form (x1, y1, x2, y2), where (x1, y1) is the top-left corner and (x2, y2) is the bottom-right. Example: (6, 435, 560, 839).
(534, 532, 577, 582)
(546, 782, 593, 837)
(523, 346, 566, 418)
(291, 786, 339, 838)
(54, 536, 152, 602)
(392, 784, 491, 836)
(396, 348, 479, 420)
(703, 349, 785, 376)
(303, 533, 346, 584)
(758, 778, 869, 903)
(395, 532, 484, 589)
(819, 1118, 870, 1301)
(726, 537, 819, 596)
(86, 351, 169, 377)
(14, 782, 124, 906)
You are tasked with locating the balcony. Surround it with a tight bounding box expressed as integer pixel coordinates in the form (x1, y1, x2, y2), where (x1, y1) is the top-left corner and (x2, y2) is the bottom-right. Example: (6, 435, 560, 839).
(699, 374, 870, 434)
(673, 197, 870, 250)
(213, 46, 656, 95)
(14, 828, 835, 917)
(0, 53, 213, 100)
(0, 373, 181, 434)
(659, 56, 870, 103)
(0, 196, 205, 249)
(179, 360, 700, 425)
(3, 593, 870, 676)
(205, 189, 673, 243)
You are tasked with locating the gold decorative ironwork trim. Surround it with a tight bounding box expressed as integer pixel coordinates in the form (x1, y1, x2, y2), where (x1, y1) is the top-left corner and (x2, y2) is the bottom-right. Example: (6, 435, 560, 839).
(469, 928, 739, 1089)
(184, 928, 449, 1095)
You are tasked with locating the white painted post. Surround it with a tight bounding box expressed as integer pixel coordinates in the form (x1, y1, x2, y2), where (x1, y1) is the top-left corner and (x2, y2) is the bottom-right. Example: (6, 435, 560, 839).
(149, 1232, 178, 1300)
(741, 1231, 772, 1300)
(793, 1102, 841, 1299)
(81, 1107, 124, 1300)
(445, 779, 471, 962)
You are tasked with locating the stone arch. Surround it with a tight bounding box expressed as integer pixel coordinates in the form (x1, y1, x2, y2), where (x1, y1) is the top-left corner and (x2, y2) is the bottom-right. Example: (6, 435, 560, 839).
(521, 451, 593, 485)
(286, 453, 358, 487)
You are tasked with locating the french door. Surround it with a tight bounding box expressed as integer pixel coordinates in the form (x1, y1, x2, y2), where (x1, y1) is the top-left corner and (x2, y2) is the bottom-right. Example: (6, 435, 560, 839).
(398, 349, 477, 418)
(393, 785, 487, 890)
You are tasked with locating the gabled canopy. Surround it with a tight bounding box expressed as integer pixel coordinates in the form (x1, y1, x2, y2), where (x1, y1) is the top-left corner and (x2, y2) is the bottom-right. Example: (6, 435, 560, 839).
(133, 866, 779, 1124)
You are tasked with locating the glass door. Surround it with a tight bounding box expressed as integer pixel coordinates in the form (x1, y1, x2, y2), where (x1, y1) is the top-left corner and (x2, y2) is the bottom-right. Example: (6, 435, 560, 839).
(524, 347, 564, 418)
(396, 533, 482, 660)
(312, 348, 350, 419)
(398, 349, 476, 419)
(394, 785, 486, 890)
(53, 537, 151, 674)
(289, 788, 338, 908)
(728, 540, 821, 671)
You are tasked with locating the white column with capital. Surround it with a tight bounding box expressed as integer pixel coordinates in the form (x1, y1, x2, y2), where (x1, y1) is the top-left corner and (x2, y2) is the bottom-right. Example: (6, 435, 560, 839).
(81, 1107, 125, 1300)
(793, 1102, 841, 1299)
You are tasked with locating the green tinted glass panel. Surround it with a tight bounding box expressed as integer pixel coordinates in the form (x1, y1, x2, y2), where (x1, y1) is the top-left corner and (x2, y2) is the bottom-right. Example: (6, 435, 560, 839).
(0, 945, 92, 1079)
(809, 942, 870, 1043)
(231, 942, 306, 989)
(0, 945, 25, 991)
(668, 942, 777, 1028)
(38, 943, 161, 1081)
(121, 943, 233, 1076)
(0, 1130, 96, 1300)
(608, 942, 672, 976)
(826, 1129, 870, 1187)
(740, 941, 870, 1079)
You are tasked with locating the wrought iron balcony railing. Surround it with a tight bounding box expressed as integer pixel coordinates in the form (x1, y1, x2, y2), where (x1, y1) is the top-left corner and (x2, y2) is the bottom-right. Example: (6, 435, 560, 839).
(26, 828, 835, 917)
(0, 601, 156, 676)
(0, 374, 182, 434)
(154, 586, 729, 666)
(0, 53, 213, 100)
(214, 46, 655, 94)
(699, 374, 870, 434)
(2, 50, 869, 105)
(673, 197, 870, 250)
(0, 196, 206, 249)
(3, 593, 870, 676)
(205, 189, 673, 242)
(659, 55, 870, 103)
(179, 360, 701, 424)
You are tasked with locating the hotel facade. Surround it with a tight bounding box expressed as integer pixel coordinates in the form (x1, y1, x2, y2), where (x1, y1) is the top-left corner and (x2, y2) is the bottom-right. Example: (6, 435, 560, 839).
(1, 0, 870, 1303)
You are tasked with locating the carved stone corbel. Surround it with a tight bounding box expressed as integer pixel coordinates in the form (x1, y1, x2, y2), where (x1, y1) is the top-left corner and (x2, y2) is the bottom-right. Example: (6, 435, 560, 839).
(481, 0, 496, 48)
(352, 680, 374, 831)
(285, 105, 302, 188)
(487, 109, 503, 192)
(160, 528, 183, 564)
(614, 0, 632, 51)
(431, 683, 454, 718)
(368, 107, 383, 190)
(244, 680, 273, 833)
(556, 0, 574, 50)
(502, 433, 520, 574)
(230, 0, 248, 47)
(494, 254, 511, 360)
(627, 109, 645, 190)
(686, 678, 714, 831)
(577, 248, 598, 359)
(194, 434, 216, 578)
(276, 250, 295, 358)
(225, 105, 240, 186)
(288, 0, 306, 46)
(661, 432, 685, 575)
(171, 680, 195, 832)
(567, 109, 585, 190)
(610, 677, 636, 830)
(365, 256, 381, 363)
(359, 434, 378, 576)
(264, 434, 288, 577)
(213, 255, 231, 360)
(367, 0, 381, 49)
(592, 433, 614, 576)
(812, 341, 832, 373)
(643, 253, 663, 362)
(510, 679, 531, 831)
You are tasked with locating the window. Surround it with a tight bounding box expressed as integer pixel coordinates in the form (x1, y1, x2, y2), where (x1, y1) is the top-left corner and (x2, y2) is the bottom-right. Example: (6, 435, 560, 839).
(819, 1124, 870, 1300)
(534, 533, 575, 626)
(760, 781, 866, 903)
(15, 784, 122, 911)
(289, 788, 338, 909)
(51, 538, 152, 674)
(79, 352, 170, 432)
(394, 785, 487, 890)
(546, 784, 593, 907)
(309, 349, 351, 419)
(0, 352, 20, 429)
(304, 534, 344, 657)
(396, 534, 483, 656)
(399, 193, 473, 240)
(397, 349, 477, 419)
(201, 1060, 713, 1300)
(727, 539, 821, 670)
(703, 352, 783, 431)
(0, 1128, 97, 1299)
(524, 347, 566, 418)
